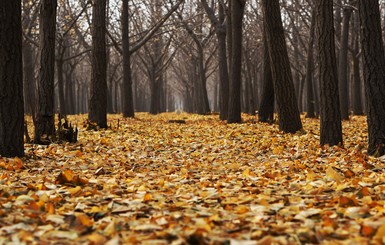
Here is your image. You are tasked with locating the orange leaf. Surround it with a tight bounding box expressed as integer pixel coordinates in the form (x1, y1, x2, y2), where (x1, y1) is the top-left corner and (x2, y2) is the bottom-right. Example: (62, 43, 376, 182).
(343, 169, 355, 178)
(143, 192, 153, 202)
(339, 195, 357, 207)
(13, 157, 23, 170)
(76, 213, 93, 226)
(357, 187, 371, 198)
(361, 224, 376, 237)
(46, 202, 55, 214)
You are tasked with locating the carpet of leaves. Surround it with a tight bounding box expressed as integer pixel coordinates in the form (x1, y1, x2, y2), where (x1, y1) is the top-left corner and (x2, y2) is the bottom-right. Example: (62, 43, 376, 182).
(1, 113, 385, 244)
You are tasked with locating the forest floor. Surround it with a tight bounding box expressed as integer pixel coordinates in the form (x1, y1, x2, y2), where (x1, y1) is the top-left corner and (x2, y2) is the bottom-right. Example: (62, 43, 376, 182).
(1, 113, 385, 244)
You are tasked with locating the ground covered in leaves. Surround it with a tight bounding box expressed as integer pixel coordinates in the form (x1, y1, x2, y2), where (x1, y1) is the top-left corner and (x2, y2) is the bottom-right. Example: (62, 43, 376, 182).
(1, 113, 385, 244)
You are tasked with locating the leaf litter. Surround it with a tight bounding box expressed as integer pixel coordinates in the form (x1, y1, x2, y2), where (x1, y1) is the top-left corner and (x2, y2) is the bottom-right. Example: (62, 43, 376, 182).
(1, 113, 385, 244)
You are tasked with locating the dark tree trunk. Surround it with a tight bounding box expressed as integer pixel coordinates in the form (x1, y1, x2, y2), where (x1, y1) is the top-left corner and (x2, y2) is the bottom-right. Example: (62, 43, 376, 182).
(198, 48, 211, 114)
(316, 0, 343, 146)
(122, 0, 134, 118)
(227, 0, 245, 123)
(0, 1, 24, 157)
(89, 0, 107, 128)
(65, 66, 76, 114)
(22, 42, 36, 116)
(56, 58, 66, 115)
(306, 8, 316, 118)
(35, 0, 57, 143)
(338, 7, 352, 120)
(259, 29, 274, 123)
(261, 0, 302, 133)
(217, 5, 229, 120)
(351, 11, 363, 116)
(358, 0, 385, 156)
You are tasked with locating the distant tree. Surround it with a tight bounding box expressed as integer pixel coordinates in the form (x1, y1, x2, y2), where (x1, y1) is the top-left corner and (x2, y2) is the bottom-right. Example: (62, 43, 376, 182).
(201, 0, 229, 120)
(88, 0, 108, 128)
(22, 0, 38, 116)
(0, 1, 24, 157)
(258, 27, 274, 123)
(358, 0, 385, 156)
(261, 0, 302, 133)
(316, 0, 343, 146)
(227, 0, 245, 123)
(305, 8, 316, 119)
(121, 0, 134, 117)
(34, 0, 57, 143)
(351, 11, 363, 116)
(338, 6, 352, 120)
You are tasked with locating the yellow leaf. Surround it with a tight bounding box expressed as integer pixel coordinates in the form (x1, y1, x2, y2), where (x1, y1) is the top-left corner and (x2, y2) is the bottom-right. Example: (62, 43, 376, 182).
(326, 166, 344, 183)
(87, 233, 107, 245)
(68, 186, 82, 195)
(76, 213, 93, 226)
(137, 185, 147, 191)
(374, 223, 385, 242)
(242, 168, 250, 177)
(235, 205, 250, 214)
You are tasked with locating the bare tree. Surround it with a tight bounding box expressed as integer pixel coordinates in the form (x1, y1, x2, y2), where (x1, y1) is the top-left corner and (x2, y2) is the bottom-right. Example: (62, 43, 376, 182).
(316, 0, 343, 146)
(261, 0, 302, 133)
(0, 1, 24, 157)
(34, 0, 58, 143)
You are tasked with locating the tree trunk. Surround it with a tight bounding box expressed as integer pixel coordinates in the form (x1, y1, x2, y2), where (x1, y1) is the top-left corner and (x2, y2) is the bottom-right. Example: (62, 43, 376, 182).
(227, 0, 245, 123)
(261, 0, 302, 133)
(56, 58, 67, 115)
(198, 48, 211, 114)
(0, 1, 24, 157)
(351, 11, 363, 116)
(259, 29, 275, 123)
(217, 4, 229, 120)
(122, 0, 134, 118)
(22, 42, 36, 116)
(338, 7, 352, 120)
(316, 0, 343, 146)
(306, 8, 316, 118)
(358, 0, 385, 156)
(35, 0, 57, 143)
(65, 67, 76, 114)
(89, 0, 108, 128)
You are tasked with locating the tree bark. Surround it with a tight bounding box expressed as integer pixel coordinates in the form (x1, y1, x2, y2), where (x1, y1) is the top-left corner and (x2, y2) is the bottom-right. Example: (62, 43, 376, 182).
(316, 0, 343, 146)
(306, 8, 316, 118)
(56, 57, 66, 115)
(259, 28, 274, 123)
(89, 0, 108, 128)
(351, 12, 363, 116)
(227, 0, 245, 123)
(338, 7, 352, 120)
(261, 0, 302, 133)
(121, 0, 134, 118)
(358, 0, 385, 156)
(22, 43, 36, 116)
(0, 0, 24, 157)
(35, 0, 57, 143)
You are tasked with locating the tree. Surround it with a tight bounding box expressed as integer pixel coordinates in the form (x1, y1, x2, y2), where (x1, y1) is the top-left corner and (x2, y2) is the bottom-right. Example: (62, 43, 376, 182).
(201, 0, 229, 120)
(34, 0, 57, 143)
(227, 0, 245, 123)
(316, 0, 343, 146)
(351, 11, 363, 116)
(338, 6, 352, 120)
(0, 1, 24, 157)
(121, 0, 134, 118)
(89, 0, 108, 128)
(261, 0, 302, 133)
(305, 8, 316, 119)
(358, 0, 385, 156)
(258, 27, 274, 123)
